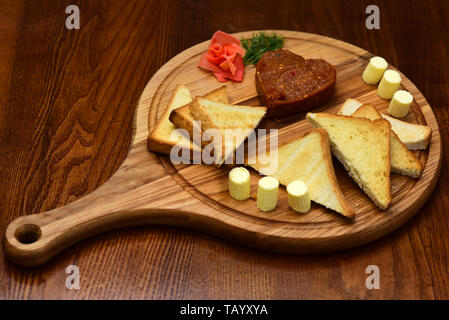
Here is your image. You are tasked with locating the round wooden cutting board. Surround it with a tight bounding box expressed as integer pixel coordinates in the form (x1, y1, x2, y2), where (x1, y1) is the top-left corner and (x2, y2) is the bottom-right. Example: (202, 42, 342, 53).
(4, 31, 442, 267)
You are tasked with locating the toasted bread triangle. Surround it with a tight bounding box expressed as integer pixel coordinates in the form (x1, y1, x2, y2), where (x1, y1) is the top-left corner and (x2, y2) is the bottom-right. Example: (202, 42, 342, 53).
(339, 98, 431, 150)
(307, 113, 392, 210)
(190, 97, 266, 164)
(147, 85, 199, 155)
(248, 129, 354, 218)
(148, 86, 230, 157)
(169, 86, 228, 149)
(353, 104, 422, 178)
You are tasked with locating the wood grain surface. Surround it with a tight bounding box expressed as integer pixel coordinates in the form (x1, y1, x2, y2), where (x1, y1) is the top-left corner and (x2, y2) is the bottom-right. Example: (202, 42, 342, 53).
(1, 0, 448, 299)
(3, 31, 441, 267)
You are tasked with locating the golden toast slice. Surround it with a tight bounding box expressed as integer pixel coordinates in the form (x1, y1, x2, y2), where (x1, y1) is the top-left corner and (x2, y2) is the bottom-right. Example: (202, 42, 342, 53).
(339, 98, 431, 150)
(169, 86, 228, 149)
(147, 85, 199, 156)
(248, 129, 355, 218)
(381, 113, 431, 150)
(190, 97, 267, 164)
(147, 86, 230, 159)
(307, 113, 392, 210)
(353, 104, 422, 178)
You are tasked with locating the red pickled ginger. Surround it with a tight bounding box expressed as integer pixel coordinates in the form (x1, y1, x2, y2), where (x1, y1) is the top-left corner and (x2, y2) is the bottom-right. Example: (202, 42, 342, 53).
(198, 31, 245, 82)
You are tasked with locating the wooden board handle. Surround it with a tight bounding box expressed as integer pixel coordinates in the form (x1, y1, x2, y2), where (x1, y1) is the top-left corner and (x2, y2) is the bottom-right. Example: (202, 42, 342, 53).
(3, 174, 194, 267)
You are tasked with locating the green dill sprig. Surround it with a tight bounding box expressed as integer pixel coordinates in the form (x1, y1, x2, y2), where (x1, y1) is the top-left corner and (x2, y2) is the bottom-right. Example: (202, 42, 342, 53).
(241, 32, 284, 66)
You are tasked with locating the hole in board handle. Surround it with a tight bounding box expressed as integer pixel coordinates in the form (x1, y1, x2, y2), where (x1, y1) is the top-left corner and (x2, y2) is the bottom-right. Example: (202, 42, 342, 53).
(15, 224, 42, 244)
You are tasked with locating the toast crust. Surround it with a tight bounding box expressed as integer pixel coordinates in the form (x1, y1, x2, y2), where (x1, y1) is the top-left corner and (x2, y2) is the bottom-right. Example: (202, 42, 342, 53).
(307, 113, 392, 210)
(169, 105, 204, 147)
(148, 85, 230, 160)
(169, 86, 228, 149)
(315, 128, 355, 218)
(339, 98, 431, 150)
(381, 113, 431, 150)
(354, 104, 423, 178)
(189, 97, 266, 164)
(146, 135, 201, 160)
(147, 85, 199, 156)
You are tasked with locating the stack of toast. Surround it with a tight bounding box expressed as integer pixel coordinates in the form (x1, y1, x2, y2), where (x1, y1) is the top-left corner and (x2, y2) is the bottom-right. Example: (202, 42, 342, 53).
(148, 85, 267, 165)
(340, 98, 431, 150)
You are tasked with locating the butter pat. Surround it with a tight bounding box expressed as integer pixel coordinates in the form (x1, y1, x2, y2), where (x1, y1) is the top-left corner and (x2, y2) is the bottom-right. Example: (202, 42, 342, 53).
(362, 56, 388, 85)
(229, 167, 250, 200)
(378, 70, 401, 99)
(287, 180, 311, 213)
(388, 90, 413, 118)
(257, 177, 279, 212)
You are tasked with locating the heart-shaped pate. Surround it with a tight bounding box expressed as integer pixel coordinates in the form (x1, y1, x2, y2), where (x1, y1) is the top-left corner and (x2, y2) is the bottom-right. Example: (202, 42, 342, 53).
(256, 49, 336, 119)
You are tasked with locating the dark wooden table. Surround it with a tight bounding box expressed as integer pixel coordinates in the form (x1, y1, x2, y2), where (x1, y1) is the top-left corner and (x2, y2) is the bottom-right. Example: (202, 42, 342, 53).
(1, 0, 448, 299)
